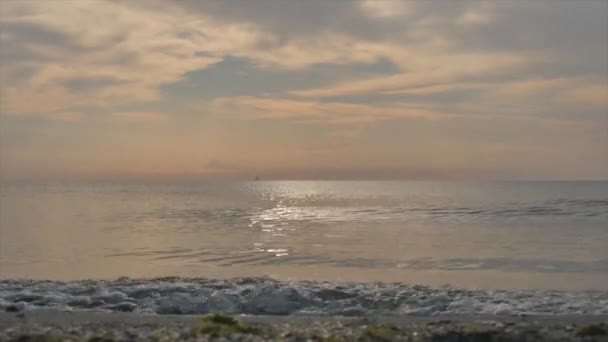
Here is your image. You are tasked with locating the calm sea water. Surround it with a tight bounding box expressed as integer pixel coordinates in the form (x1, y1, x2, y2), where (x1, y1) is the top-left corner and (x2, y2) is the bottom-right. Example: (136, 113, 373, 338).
(1, 181, 607, 289)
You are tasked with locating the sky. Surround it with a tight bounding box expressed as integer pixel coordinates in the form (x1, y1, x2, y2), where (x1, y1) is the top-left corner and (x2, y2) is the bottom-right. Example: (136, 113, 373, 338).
(0, 0, 607, 180)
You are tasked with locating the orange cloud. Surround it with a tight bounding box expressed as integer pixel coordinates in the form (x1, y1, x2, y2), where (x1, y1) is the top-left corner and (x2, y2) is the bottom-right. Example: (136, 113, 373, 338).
(563, 84, 608, 108)
(106, 112, 170, 123)
(494, 78, 575, 96)
(211, 96, 443, 124)
(1, 87, 80, 115)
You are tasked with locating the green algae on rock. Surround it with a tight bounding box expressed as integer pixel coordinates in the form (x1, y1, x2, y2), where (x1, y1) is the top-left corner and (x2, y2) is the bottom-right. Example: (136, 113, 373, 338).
(360, 324, 400, 341)
(196, 313, 264, 337)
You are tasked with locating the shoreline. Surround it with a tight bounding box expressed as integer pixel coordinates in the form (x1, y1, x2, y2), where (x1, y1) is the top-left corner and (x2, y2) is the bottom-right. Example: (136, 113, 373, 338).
(3, 277, 608, 340)
(3, 277, 608, 316)
(2, 310, 608, 341)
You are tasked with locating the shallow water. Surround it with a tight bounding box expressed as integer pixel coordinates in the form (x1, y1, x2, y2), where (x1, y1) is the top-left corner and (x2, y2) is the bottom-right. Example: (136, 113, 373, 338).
(1, 181, 607, 290)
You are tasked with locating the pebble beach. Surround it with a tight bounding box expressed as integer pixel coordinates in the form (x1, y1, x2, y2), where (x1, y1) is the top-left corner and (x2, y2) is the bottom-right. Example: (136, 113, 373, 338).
(2, 310, 608, 341)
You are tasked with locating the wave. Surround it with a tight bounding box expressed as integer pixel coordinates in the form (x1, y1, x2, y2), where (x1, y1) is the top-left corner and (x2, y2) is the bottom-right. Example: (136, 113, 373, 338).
(2, 278, 607, 315)
(121, 198, 608, 227)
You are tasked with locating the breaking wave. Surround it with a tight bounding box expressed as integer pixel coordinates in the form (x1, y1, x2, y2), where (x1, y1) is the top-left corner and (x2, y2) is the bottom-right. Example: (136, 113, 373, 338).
(2, 277, 607, 316)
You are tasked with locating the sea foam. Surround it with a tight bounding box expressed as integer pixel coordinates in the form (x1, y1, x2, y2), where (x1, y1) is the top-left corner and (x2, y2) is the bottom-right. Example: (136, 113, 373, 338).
(2, 277, 607, 316)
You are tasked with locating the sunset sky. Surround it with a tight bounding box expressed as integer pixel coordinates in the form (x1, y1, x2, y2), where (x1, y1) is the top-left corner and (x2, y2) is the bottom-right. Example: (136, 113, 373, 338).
(1, 0, 607, 180)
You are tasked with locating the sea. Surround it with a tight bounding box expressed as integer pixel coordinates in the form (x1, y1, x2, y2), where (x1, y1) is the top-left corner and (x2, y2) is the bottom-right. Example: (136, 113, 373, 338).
(1, 180, 607, 315)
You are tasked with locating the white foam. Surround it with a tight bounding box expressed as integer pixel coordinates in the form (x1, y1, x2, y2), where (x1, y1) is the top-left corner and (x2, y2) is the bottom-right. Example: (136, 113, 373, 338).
(1, 278, 607, 315)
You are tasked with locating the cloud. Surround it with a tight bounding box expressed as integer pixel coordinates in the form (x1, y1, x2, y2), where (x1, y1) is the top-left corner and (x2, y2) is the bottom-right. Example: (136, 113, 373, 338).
(290, 53, 536, 98)
(382, 82, 490, 95)
(0, 0, 263, 117)
(489, 78, 608, 110)
(457, 3, 493, 26)
(47, 112, 85, 122)
(563, 84, 608, 108)
(106, 112, 170, 124)
(2, 110, 84, 122)
(358, 0, 410, 18)
(494, 78, 574, 96)
(0, 0, 416, 119)
(210, 96, 443, 124)
(1, 86, 80, 115)
(0, 0, 605, 130)
(205, 159, 236, 171)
